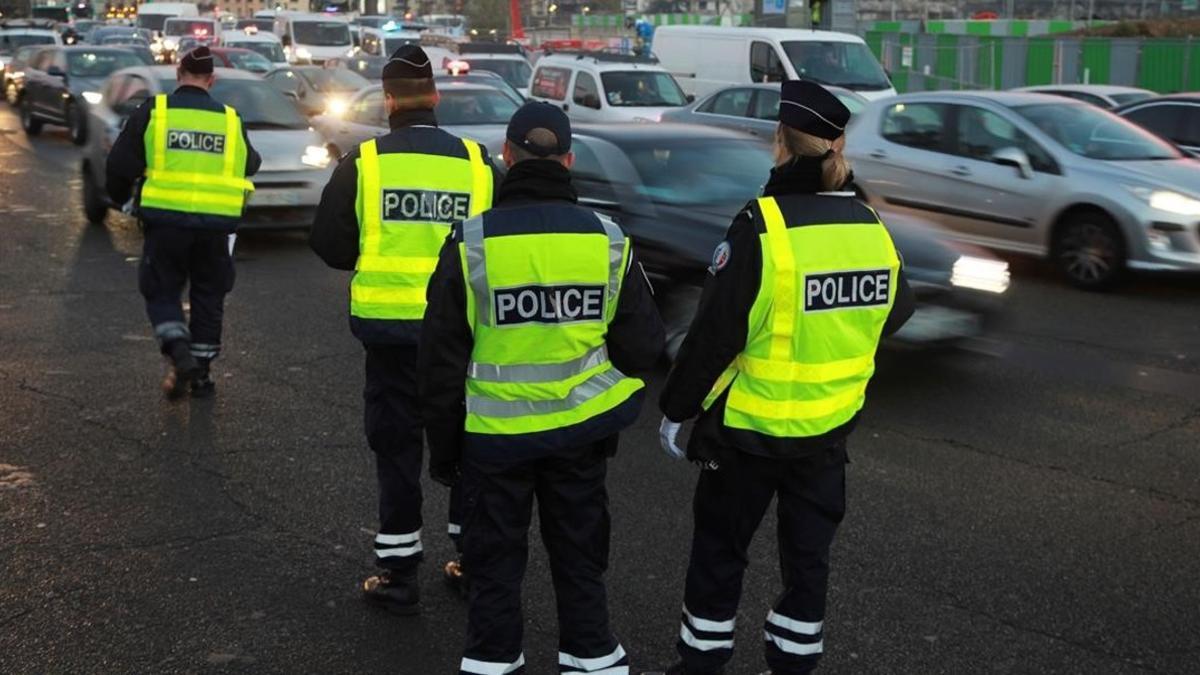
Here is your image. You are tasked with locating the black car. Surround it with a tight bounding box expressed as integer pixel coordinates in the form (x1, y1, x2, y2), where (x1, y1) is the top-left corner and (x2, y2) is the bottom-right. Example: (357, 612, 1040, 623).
(1115, 94, 1200, 157)
(20, 45, 144, 144)
(560, 124, 1010, 355)
(4, 45, 45, 105)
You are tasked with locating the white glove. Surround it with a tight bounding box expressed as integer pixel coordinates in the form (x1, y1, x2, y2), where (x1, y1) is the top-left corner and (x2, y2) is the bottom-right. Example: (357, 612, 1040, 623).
(659, 417, 685, 460)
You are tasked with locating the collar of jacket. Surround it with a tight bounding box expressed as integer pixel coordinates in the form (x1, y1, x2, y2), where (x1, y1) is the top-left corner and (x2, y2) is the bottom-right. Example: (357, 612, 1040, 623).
(497, 159, 578, 206)
(388, 108, 438, 130)
(762, 155, 853, 197)
(172, 85, 211, 97)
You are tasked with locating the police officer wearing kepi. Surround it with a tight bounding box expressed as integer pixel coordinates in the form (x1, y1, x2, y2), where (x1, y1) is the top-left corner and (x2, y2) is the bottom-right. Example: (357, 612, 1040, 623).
(418, 102, 664, 675)
(649, 81, 915, 675)
(310, 44, 496, 614)
(107, 45, 260, 399)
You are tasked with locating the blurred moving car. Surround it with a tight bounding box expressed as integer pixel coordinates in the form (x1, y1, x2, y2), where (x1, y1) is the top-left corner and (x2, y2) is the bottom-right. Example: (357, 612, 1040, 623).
(661, 82, 867, 138)
(273, 12, 353, 65)
(19, 45, 144, 144)
(263, 64, 368, 116)
(4, 45, 46, 105)
(220, 29, 287, 68)
(89, 26, 152, 47)
(423, 42, 532, 98)
(97, 36, 155, 65)
(80, 66, 334, 229)
(1015, 84, 1154, 109)
(555, 124, 1006, 355)
(210, 46, 273, 74)
(311, 80, 521, 156)
(847, 91, 1200, 289)
(0, 24, 62, 71)
(356, 25, 420, 58)
(529, 52, 690, 123)
(72, 19, 103, 42)
(1114, 94, 1200, 157)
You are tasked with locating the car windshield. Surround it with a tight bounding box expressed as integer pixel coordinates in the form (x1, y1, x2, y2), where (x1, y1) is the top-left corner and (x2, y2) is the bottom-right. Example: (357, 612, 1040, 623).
(227, 40, 285, 63)
(782, 41, 891, 91)
(1111, 92, 1153, 106)
(620, 139, 770, 205)
(436, 88, 520, 125)
(382, 36, 420, 55)
(159, 76, 310, 129)
(466, 58, 532, 90)
(292, 21, 350, 46)
(1014, 103, 1182, 161)
(225, 50, 272, 73)
(136, 14, 169, 32)
(0, 33, 57, 53)
(300, 66, 367, 92)
(164, 20, 216, 37)
(67, 49, 143, 77)
(236, 19, 274, 32)
(600, 71, 687, 107)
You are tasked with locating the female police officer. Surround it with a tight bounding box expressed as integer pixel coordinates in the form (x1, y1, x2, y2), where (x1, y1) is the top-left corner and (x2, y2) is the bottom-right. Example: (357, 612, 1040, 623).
(652, 81, 915, 675)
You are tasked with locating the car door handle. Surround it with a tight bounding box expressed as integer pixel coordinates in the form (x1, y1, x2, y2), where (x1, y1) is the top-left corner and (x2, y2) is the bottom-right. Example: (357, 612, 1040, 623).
(950, 165, 972, 177)
(869, 149, 888, 159)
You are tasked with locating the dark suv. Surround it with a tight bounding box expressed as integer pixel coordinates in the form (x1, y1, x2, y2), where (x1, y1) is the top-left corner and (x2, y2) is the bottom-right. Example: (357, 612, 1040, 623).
(19, 45, 143, 144)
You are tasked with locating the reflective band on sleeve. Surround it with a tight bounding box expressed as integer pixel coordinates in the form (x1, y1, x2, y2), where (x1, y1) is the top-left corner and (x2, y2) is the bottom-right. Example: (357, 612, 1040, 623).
(757, 197, 796, 362)
(351, 286, 428, 306)
(468, 345, 609, 383)
(736, 353, 874, 384)
(764, 631, 824, 656)
(355, 255, 439, 274)
(460, 654, 526, 675)
(152, 94, 167, 171)
(559, 644, 627, 672)
(728, 382, 867, 420)
(462, 215, 490, 326)
(766, 610, 823, 635)
(463, 139, 491, 216)
(594, 212, 627, 302)
(466, 366, 628, 418)
(680, 623, 734, 652)
(360, 140, 381, 256)
(684, 606, 736, 633)
(222, 105, 237, 179)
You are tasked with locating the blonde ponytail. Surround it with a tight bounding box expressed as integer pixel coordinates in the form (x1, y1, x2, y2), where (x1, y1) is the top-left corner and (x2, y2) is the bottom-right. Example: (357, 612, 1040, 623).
(774, 125, 852, 192)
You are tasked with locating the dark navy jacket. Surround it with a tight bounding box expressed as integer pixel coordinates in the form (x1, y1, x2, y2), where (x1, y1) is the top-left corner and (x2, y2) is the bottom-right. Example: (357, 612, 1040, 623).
(106, 85, 261, 232)
(309, 108, 500, 346)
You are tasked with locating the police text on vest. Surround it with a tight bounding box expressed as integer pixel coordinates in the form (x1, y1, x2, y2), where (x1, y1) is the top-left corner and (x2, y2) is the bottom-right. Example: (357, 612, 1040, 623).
(167, 130, 225, 154)
(381, 189, 471, 224)
(493, 285, 606, 326)
(804, 270, 891, 312)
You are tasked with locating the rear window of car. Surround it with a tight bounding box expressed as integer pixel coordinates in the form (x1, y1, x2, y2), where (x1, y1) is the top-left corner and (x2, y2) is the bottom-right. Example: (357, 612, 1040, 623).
(531, 66, 570, 100)
(882, 102, 949, 151)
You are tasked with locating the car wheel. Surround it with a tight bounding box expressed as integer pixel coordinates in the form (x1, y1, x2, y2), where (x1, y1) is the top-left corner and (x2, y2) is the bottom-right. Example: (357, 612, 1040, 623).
(81, 164, 108, 225)
(68, 101, 87, 145)
(1053, 211, 1126, 291)
(20, 98, 42, 136)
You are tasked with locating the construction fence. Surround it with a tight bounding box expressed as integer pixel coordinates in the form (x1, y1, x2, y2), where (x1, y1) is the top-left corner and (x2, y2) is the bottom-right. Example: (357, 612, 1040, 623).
(866, 31, 1200, 93)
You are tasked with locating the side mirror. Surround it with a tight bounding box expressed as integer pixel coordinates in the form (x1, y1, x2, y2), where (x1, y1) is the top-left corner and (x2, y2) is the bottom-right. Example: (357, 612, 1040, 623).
(283, 90, 299, 101)
(686, 93, 695, 103)
(991, 146, 1034, 179)
(47, 65, 67, 79)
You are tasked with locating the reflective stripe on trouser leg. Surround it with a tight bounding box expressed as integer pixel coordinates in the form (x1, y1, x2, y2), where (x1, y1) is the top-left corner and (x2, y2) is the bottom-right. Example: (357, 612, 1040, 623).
(460, 654, 525, 675)
(559, 644, 628, 674)
(763, 610, 823, 659)
(189, 342, 220, 360)
(374, 530, 422, 560)
(153, 321, 190, 346)
(678, 605, 735, 656)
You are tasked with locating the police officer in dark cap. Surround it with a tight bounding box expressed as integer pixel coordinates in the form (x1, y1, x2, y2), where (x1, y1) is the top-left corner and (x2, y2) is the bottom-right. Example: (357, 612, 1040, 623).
(311, 44, 498, 614)
(107, 45, 261, 399)
(647, 80, 915, 675)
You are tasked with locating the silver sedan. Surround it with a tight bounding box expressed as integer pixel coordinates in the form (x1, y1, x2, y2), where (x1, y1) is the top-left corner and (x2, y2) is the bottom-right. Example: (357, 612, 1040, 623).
(846, 91, 1200, 289)
(661, 82, 867, 139)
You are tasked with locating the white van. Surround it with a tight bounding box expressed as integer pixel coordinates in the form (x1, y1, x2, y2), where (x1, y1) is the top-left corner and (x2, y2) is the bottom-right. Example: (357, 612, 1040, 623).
(654, 26, 896, 101)
(529, 53, 690, 123)
(274, 12, 353, 65)
(135, 3, 199, 38)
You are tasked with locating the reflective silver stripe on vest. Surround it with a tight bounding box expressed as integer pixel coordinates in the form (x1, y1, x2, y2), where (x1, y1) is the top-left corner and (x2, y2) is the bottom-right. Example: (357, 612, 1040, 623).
(594, 212, 626, 302)
(467, 365, 629, 418)
(461, 215, 490, 327)
(468, 345, 609, 383)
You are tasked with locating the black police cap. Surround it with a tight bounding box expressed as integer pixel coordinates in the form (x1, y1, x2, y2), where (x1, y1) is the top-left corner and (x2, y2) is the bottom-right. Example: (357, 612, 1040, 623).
(779, 80, 850, 140)
(506, 101, 572, 158)
(179, 45, 214, 75)
(382, 44, 433, 81)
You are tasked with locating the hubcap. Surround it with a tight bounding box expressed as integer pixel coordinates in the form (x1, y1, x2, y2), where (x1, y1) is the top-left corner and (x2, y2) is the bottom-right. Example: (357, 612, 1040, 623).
(1060, 223, 1114, 283)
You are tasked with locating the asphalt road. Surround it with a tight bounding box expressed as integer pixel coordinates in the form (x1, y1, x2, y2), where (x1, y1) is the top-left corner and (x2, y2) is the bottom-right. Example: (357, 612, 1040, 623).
(2, 107, 1199, 675)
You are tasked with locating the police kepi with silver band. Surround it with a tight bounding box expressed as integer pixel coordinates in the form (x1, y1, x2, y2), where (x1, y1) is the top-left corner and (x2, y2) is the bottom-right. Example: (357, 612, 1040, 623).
(419, 101, 665, 675)
(648, 79, 916, 675)
(310, 43, 497, 616)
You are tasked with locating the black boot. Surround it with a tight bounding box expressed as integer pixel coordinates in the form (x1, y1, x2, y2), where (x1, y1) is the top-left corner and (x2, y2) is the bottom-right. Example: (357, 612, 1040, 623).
(362, 570, 420, 616)
(443, 557, 469, 599)
(190, 358, 215, 398)
(161, 340, 200, 400)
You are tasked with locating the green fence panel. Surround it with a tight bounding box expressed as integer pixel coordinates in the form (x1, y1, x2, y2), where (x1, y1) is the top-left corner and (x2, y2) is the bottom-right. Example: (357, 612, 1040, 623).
(1026, 38, 1055, 85)
(1080, 39, 1111, 84)
(871, 21, 903, 32)
(966, 22, 992, 36)
(935, 34, 960, 87)
(891, 70, 910, 93)
(1189, 42, 1200, 90)
(865, 31, 883, 60)
(976, 37, 1004, 89)
(1138, 42, 1187, 92)
(926, 21, 945, 34)
(1048, 21, 1075, 34)
(1010, 21, 1029, 37)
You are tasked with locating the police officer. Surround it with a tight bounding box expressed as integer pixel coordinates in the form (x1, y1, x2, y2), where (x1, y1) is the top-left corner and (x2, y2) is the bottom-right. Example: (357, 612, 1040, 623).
(652, 81, 915, 675)
(418, 103, 664, 675)
(310, 45, 496, 614)
(106, 46, 260, 399)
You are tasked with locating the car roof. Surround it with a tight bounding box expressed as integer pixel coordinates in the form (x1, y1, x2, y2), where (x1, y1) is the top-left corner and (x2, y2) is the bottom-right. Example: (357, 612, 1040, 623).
(221, 30, 279, 41)
(1126, 93, 1200, 103)
(0, 28, 57, 35)
(893, 90, 1075, 107)
(537, 53, 667, 72)
(573, 122, 763, 143)
(134, 64, 257, 80)
(1017, 84, 1152, 95)
(653, 26, 864, 44)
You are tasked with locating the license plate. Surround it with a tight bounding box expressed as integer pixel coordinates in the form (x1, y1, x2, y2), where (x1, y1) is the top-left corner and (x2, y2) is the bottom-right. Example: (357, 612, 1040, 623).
(250, 191, 303, 207)
(894, 305, 982, 343)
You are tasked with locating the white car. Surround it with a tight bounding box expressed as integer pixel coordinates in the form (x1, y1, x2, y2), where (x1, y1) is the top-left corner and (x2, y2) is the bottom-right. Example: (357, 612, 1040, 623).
(0, 27, 62, 70)
(654, 25, 897, 101)
(426, 43, 532, 98)
(273, 12, 353, 65)
(1014, 84, 1155, 109)
(529, 52, 690, 123)
(356, 25, 421, 58)
(80, 66, 334, 230)
(220, 29, 287, 67)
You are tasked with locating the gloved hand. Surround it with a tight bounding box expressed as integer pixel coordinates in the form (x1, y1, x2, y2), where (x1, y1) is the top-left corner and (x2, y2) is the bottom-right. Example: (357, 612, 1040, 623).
(659, 417, 686, 460)
(430, 461, 461, 487)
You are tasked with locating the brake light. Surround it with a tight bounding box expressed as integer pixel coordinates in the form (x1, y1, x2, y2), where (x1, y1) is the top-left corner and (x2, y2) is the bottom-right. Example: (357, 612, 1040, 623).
(446, 59, 470, 75)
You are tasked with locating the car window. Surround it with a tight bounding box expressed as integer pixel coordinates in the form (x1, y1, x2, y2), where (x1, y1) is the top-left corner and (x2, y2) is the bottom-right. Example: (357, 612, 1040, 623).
(436, 88, 520, 125)
(1052, 90, 1109, 108)
(570, 138, 618, 202)
(573, 71, 600, 109)
(1181, 106, 1200, 147)
(67, 50, 144, 78)
(750, 88, 780, 120)
(881, 102, 948, 152)
(955, 105, 1056, 173)
(600, 71, 687, 107)
(750, 41, 785, 83)
(362, 32, 380, 55)
(702, 88, 753, 117)
(1123, 104, 1184, 144)
(351, 88, 386, 127)
(531, 66, 570, 100)
(269, 69, 304, 94)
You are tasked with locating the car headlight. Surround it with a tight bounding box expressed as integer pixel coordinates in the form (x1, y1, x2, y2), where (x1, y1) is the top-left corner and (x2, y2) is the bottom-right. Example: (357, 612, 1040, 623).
(1125, 185, 1200, 217)
(295, 47, 313, 61)
(150, 41, 164, 53)
(950, 255, 1010, 294)
(81, 91, 103, 104)
(301, 145, 331, 169)
(163, 38, 178, 51)
(324, 96, 348, 117)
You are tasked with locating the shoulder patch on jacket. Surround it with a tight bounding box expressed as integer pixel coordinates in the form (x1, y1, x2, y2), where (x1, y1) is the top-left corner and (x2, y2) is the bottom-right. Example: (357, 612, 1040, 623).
(710, 241, 732, 274)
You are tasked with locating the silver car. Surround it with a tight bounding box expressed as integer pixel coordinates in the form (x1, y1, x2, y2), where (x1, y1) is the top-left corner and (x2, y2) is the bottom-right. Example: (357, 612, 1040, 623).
(80, 66, 334, 229)
(661, 82, 867, 139)
(847, 91, 1200, 289)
